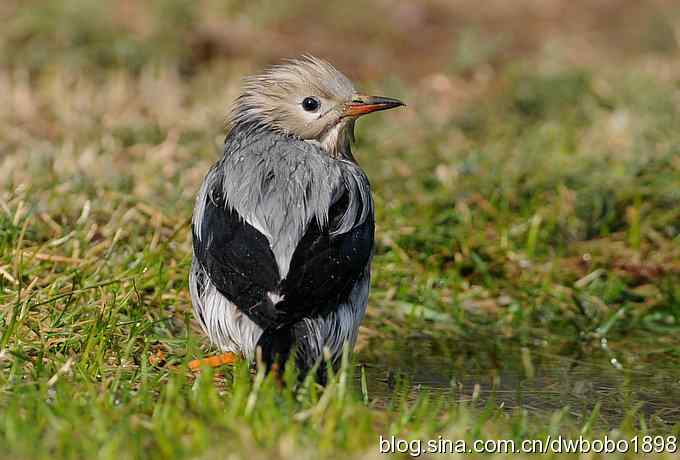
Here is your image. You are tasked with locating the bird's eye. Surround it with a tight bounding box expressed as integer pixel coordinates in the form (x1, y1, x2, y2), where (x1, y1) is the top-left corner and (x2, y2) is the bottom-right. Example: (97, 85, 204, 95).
(301, 97, 320, 112)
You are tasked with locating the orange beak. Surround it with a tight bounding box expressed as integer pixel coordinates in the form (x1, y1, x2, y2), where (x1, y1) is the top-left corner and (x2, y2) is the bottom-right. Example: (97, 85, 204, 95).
(342, 94, 405, 118)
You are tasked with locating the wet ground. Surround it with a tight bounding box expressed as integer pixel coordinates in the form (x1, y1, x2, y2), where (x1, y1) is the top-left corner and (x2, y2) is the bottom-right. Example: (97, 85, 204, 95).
(358, 334, 680, 431)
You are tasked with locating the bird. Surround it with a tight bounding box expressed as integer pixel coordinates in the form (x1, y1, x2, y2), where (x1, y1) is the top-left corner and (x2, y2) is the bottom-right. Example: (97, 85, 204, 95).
(189, 56, 404, 381)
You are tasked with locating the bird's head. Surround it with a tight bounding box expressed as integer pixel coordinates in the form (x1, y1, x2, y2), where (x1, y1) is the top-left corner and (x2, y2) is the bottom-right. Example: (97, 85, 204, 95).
(229, 56, 404, 158)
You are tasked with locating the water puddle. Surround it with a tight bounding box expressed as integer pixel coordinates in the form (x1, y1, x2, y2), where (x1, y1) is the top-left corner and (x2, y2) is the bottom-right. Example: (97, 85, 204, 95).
(358, 334, 680, 430)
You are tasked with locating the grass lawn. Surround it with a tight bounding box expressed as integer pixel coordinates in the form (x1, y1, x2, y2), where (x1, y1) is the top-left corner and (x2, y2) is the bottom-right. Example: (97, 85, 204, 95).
(1, 1, 679, 458)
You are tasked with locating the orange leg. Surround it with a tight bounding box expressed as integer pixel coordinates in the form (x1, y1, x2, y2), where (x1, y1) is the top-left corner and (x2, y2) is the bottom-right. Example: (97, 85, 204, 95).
(268, 362, 286, 387)
(188, 352, 238, 371)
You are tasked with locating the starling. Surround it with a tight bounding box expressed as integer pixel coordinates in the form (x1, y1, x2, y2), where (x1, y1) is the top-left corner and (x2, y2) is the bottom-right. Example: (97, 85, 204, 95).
(189, 56, 404, 380)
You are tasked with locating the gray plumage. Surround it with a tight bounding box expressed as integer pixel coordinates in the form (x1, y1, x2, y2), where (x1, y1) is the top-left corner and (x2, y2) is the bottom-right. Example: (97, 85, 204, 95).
(189, 56, 403, 377)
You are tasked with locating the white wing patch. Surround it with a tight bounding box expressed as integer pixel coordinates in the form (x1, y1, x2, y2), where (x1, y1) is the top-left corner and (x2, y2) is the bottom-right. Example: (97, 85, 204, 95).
(267, 292, 285, 304)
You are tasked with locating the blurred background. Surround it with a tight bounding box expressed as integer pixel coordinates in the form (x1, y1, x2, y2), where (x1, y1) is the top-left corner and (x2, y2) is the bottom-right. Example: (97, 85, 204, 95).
(2, 0, 679, 201)
(1, 0, 679, 77)
(1, 1, 680, 453)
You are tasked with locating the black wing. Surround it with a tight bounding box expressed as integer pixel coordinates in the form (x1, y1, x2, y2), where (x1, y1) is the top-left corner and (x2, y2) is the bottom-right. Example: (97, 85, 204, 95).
(193, 169, 374, 330)
(277, 191, 374, 318)
(192, 170, 282, 328)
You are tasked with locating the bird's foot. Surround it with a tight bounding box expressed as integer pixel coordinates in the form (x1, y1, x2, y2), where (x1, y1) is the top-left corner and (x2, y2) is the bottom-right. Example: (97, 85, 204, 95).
(188, 352, 238, 371)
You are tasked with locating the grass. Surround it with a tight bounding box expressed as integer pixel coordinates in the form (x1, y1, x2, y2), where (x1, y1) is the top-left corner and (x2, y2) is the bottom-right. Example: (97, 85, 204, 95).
(1, 1, 680, 458)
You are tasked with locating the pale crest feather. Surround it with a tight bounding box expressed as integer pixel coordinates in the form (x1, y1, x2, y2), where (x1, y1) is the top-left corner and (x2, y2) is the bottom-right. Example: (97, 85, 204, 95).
(228, 55, 356, 145)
